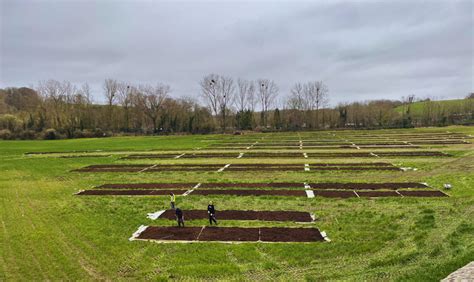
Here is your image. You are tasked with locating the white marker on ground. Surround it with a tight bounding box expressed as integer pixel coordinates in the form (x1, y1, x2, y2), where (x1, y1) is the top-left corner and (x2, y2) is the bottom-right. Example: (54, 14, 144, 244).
(217, 164, 231, 172)
(147, 210, 166, 220)
(303, 153, 308, 158)
(174, 153, 185, 159)
(139, 164, 157, 173)
(321, 231, 331, 242)
(304, 164, 310, 171)
(237, 153, 244, 159)
(305, 190, 315, 198)
(370, 152, 379, 158)
(129, 225, 148, 241)
(196, 226, 206, 240)
(182, 182, 201, 196)
(304, 182, 311, 189)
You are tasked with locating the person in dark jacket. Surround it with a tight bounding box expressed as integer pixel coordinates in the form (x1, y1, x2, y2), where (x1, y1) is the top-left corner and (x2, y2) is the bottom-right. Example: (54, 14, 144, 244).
(175, 208, 184, 227)
(207, 201, 217, 225)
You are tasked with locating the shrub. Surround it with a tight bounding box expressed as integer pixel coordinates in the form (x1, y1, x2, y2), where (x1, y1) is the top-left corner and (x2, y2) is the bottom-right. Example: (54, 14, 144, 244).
(0, 114, 23, 132)
(43, 128, 58, 140)
(18, 130, 37, 140)
(92, 128, 111, 138)
(73, 129, 85, 138)
(0, 129, 12, 140)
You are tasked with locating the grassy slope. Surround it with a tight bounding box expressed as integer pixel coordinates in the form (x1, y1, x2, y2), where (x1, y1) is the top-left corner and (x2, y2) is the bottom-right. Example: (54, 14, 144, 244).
(394, 99, 469, 116)
(1, 126, 473, 281)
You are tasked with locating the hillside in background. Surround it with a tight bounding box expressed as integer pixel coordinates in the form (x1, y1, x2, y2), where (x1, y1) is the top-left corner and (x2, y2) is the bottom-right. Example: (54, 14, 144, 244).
(395, 99, 470, 115)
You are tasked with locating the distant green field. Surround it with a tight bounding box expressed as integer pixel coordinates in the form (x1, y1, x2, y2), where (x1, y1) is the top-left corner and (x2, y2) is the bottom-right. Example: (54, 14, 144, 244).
(1, 126, 473, 280)
(395, 99, 470, 116)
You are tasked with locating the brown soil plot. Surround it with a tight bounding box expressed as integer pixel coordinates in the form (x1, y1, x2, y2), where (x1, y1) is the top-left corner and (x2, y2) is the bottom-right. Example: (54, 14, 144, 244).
(158, 210, 313, 222)
(74, 162, 401, 172)
(199, 182, 304, 188)
(135, 226, 325, 242)
(351, 145, 421, 149)
(306, 153, 373, 157)
(410, 141, 469, 144)
(313, 190, 357, 198)
(59, 154, 112, 158)
(355, 191, 401, 197)
(123, 153, 179, 159)
(192, 189, 306, 196)
(397, 190, 449, 197)
(198, 227, 260, 241)
(97, 183, 197, 189)
(76, 189, 184, 196)
(244, 153, 304, 157)
(138, 226, 203, 241)
(375, 152, 449, 157)
(308, 182, 428, 190)
(259, 227, 324, 242)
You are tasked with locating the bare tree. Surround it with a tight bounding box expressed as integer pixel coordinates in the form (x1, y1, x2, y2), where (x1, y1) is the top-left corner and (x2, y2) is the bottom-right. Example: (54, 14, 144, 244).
(137, 83, 170, 133)
(103, 79, 118, 106)
(257, 79, 278, 127)
(236, 79, 251, 112)
(200, 74, 220, 117)
(303, 81, 329, 128)
(200, 74, 234, 132)
(218, 76, 234, 132)
(247, 81, 256, 112)
(288, 82, 305, 110)
(103, 79, 118, 130)
(117, 82, 134, 131)
(36, 79, 76, 129)
(79, 83, 92, 104)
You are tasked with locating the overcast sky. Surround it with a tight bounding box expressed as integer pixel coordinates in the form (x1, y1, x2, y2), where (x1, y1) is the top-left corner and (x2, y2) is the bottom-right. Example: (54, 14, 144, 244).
(1, 0, 472, 105)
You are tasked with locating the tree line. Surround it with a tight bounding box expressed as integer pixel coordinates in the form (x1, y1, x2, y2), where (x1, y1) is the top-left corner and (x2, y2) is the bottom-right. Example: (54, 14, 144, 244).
(0, 75, 472, 139)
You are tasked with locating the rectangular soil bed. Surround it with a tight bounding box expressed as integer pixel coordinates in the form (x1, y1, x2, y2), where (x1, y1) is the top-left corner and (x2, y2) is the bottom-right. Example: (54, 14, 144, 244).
(123, 153, 239, 159)
(410, 141, 469, 144)
(74, 163, 400, 173)
(397, 190, 448, 197)
(313, 190, 357, 198)
(97, 183, 197, 189)
(355, 191, 401, 197)
(199, 227, 260, 241)
(375, 151, 449, 157)
(306, 153, 373, 158)
(158, 210, 313, 222)
(191, 189, 306, 197)
(308, 182, 428, 190)
(59, 154, 112, 158)
(199, 182, 304, 188)
(76, 189, 185, 196)
(259, 227, 324, 242)
(137, 226, 203, 241)
(134, 226, 325, 243)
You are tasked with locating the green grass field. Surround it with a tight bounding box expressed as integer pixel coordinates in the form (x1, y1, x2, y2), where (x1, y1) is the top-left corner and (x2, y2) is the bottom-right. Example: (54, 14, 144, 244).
(394, 98, 472, 117)
(1, 126, 473, 280)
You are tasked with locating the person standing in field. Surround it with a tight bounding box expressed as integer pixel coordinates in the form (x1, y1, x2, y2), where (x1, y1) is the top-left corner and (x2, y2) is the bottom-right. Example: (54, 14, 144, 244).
(207, 201, 217, 225)
(169, 193, 176, 209)
(175, 207, 184, 227)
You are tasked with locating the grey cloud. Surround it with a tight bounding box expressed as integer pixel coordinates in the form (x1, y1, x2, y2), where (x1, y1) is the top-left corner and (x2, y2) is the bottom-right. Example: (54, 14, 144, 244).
(0, 0, 472, 105)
